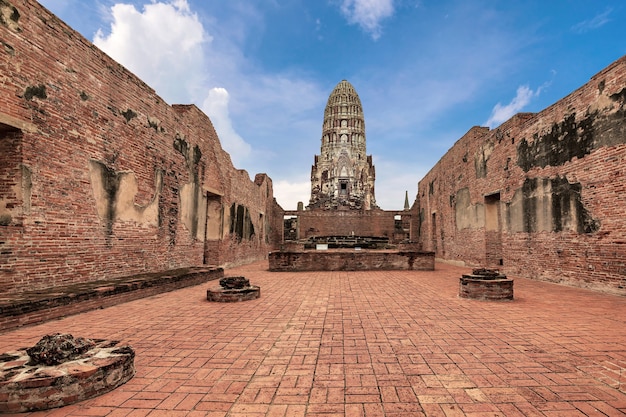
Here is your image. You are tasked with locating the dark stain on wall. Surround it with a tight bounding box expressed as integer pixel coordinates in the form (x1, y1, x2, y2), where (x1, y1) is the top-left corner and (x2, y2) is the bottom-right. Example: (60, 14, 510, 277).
(474, 143, 491, 179)
(596, 87, 626, 147)
(235, 204, 244, 240)
(518, 90, 626, 172)
(521, 179, 538, 233)
(517, 114, 595, 172)
(174, 135, 204, 238)
(95, 162, 121, 237)
(121, 108, 137, 123)
(521, 177, 600, 234)
(174, 135, 202, 183)
(24, 84, 47, 101)
(230, 203, 255, 241)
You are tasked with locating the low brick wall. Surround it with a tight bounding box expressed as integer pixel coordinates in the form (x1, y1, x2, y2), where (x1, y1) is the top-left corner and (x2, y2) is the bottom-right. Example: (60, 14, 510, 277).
(268, 250, 435, 271)
(0, 267, 223, 332)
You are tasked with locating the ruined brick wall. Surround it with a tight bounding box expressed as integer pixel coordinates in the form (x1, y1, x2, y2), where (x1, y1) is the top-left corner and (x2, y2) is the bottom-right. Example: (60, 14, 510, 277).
(284, 209, 413, 242)
(417, 55, 626, 294)
(268, 250, 434, 271)
(0, 0, 281, 294)
(269, 198, 286, 248)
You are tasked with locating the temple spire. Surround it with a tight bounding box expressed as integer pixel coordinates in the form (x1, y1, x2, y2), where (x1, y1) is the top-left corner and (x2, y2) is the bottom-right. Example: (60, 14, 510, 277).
(308, 80, 378, 210)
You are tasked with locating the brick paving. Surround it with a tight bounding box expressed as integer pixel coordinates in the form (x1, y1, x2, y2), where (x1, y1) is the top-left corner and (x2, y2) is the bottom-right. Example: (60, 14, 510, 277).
(2, 261, 626, 416)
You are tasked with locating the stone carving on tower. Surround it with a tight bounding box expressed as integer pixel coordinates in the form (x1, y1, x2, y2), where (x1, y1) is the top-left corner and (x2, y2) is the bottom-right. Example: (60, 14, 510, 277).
(308, 80, 378, 210)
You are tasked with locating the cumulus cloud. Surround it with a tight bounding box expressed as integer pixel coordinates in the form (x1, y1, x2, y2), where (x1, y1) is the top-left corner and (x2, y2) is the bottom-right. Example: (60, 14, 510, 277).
(93, 0, 257, 165)
(338, 0, 395, 40)
(201, 88, 252, 164)
(93, 0, 209, 104)
(484, 85, 540, 128)
(272, 179, 311, 210)
(91, 0, 325, 188)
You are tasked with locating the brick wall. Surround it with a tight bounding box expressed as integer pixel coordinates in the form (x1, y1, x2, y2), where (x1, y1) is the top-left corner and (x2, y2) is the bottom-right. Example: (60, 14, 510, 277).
(284, 209, 414, 243)
(0, 0, 281, 294)
(417, 55, 626, 295)
(268, 250, 434, 271)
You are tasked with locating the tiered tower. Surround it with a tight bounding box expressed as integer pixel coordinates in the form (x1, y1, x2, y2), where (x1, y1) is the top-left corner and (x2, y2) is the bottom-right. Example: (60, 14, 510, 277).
(308, 80, 378, 210)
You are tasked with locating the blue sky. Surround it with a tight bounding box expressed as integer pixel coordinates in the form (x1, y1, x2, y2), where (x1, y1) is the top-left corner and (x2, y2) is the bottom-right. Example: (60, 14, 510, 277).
(39, 0, 626, 210)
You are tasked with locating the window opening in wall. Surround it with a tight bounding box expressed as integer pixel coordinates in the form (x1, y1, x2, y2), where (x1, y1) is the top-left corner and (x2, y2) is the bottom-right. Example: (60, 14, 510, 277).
(484, 192, 503, 266)
(339, 181, 348, 195)
(0, 124, 23, 227)
(235, 205, 245, 240)
(284, 215, 299, 241)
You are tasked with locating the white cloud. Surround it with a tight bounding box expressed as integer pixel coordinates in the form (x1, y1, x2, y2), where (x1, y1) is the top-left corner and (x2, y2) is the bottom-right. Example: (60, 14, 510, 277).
(93, 0, 257, 165)
(272, 178, 311, 210)
(338, 0, 395, 40)
(201, 88, 252, 165)
(572, 7, 612, 34)
(93, 0, 209, 104)
(484, 85, 539, 128)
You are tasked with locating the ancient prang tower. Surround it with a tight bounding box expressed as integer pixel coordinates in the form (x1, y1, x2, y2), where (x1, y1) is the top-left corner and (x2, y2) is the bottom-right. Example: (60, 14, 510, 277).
(308, 80, 378, 210)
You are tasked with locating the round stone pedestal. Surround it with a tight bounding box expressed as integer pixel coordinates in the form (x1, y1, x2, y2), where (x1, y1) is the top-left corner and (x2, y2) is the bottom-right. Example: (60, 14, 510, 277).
(207, 276, 260, 302)
(0, 335, 135, 413)
(459, 269, 514, 301)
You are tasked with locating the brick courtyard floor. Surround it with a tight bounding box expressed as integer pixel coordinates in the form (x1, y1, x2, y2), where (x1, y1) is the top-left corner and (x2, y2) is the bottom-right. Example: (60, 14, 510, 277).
(2, 261, 626, 416)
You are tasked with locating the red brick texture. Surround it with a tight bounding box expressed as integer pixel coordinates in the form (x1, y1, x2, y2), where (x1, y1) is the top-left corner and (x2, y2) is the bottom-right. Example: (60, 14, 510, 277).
(458, 276, 514, 301)
(2, 261, 626, 415)
(0, 0, 282, 295)
(268, 250, 434, 271)
(416, 55, 626, 295)
(284, 209, 414, 242)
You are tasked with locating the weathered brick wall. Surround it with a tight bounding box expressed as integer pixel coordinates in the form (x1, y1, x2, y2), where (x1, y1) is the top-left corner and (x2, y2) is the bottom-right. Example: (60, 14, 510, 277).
(284, 209, 414, 242)
(417, 56, 626, 295)
(268, 250, 434, 271)
(0, 0, 281, 294)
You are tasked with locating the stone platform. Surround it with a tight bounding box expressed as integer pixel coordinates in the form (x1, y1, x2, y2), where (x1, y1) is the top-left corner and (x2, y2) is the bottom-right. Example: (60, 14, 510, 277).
(268, 249, 435, 271)
(0, 267, 223, 333)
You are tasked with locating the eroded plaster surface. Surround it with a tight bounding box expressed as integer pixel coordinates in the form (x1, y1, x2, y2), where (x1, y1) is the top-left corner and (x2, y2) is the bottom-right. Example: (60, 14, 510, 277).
(455, 188, 484, 230)
(88, 160, 162, 229)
